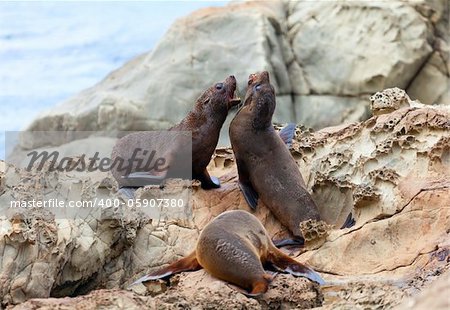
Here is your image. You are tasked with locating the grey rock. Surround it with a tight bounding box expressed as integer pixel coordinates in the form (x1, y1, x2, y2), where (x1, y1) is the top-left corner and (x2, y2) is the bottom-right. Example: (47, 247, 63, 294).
(22, 0, 449, 151)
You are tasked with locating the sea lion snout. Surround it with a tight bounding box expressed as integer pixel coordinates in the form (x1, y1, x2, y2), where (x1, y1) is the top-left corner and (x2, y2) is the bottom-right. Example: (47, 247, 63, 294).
(224, 75, 241, 108)
(242, 71, 272, 108)
(225, 75, 236, 85)
(247, 71, 270, 86)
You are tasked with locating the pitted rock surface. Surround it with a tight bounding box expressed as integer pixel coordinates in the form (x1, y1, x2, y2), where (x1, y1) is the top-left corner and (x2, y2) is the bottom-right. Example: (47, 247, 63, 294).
(1, 103, 449, 308)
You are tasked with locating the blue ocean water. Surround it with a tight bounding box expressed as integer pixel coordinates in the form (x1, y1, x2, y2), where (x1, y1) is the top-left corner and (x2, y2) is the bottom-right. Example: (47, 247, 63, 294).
(0, 1, 226, 159)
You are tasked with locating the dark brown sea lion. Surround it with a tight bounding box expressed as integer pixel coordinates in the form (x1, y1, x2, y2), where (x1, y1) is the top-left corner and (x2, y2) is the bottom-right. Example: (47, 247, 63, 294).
(111, 75, 240, 190)
(131, 210, 324, 296)
(229, 71, 322, 243)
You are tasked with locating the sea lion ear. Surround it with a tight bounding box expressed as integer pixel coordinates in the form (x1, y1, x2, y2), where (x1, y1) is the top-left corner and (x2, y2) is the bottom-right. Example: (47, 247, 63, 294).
(203, 97, 211, 104)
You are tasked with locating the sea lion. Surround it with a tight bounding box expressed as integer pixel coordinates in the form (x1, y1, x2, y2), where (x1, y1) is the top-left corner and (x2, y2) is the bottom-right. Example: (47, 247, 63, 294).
(131, 210, 324, 296)
(111, 75, 240, 190)
(229, 71, 322, 243)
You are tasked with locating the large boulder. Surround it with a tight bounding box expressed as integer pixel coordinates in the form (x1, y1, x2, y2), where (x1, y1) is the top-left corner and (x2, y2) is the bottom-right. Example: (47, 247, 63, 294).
(21, 0, 448, 151)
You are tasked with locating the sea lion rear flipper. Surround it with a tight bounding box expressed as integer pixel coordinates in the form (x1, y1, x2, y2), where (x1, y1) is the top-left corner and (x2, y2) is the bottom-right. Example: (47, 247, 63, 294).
(197, 169, 221, 189)
(278, 123, 296, 148)
(267, 247, 325, 285)
(341, 212, 355, 229)
(239, 181, 259, 210)
(129, 251, 201, 286)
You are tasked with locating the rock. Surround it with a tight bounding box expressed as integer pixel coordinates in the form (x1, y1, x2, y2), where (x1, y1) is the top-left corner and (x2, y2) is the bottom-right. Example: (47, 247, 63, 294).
(294, 95, 370, 128)
(395, 271, 450, 310)
(8, 273, 323, 310)
(1, 101, 449, 308)
(147, 272, 322, 309)
(287, 1, 432, 95)
(407, 50, 450, 104)
(407, 0, 450, 104)
(370, 87, 413, 115)
(20, 0, 448, 151)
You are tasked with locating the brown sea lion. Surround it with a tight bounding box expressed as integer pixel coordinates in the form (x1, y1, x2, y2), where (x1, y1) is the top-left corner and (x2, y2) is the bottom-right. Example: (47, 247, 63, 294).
(131, 210, 324, 296)
(229, 71, 322, 243)
(111, 75, 240, 190)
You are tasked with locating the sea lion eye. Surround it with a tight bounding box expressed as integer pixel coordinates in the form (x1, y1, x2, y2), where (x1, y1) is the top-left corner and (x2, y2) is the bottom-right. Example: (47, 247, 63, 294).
(215, 83, 224, 90)
(255, 84, 261, 91)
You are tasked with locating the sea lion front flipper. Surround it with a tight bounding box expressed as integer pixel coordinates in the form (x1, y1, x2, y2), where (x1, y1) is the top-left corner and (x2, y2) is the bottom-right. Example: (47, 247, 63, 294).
(267, 247, 325, 285)
(235, 157, 259, 210)
(197, 169, 221, 189)
(122, 171, 166, 187)
(130, 251, 201, 286)
(239, 181, 259, 210)
(278, 123, 296, 148)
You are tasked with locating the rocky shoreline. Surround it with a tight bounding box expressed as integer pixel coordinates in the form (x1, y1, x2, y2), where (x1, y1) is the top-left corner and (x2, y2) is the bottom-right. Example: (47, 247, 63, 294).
(1, 89, 449, 309)
(1, 0, 449, 308)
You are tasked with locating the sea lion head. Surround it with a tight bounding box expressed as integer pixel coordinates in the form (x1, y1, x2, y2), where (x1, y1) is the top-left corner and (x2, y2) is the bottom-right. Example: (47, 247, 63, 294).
(197, 75, 241, 113)
(243, 71, 276, 129)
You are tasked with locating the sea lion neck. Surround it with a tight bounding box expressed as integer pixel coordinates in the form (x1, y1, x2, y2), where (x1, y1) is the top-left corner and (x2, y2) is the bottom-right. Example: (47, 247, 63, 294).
(185, 97, 228, 130)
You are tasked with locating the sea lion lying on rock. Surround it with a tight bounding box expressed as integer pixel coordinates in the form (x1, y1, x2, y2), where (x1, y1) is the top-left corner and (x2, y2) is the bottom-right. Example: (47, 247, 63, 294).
(131, 210, 324, 296)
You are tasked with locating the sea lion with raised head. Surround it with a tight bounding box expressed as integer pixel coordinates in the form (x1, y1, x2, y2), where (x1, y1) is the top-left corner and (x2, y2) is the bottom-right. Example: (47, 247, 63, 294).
(111, 75, 240, 190)
(229, 71, 324, 244)
(131, 210, 324, 296)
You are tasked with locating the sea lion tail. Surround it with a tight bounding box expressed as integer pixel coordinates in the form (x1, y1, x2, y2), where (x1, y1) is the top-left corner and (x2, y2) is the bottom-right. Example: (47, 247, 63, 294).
(226, 273, 272, 297)
(249, 273, 273, 296)
(129, 251, 201, 287)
